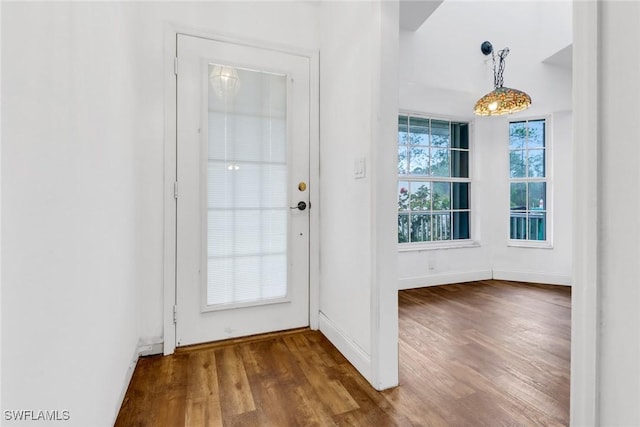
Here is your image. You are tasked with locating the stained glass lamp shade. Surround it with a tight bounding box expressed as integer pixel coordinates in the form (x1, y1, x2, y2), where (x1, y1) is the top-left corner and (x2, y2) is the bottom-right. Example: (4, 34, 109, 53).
(474, 87, 532, 116)
(474, 42, 531, 116)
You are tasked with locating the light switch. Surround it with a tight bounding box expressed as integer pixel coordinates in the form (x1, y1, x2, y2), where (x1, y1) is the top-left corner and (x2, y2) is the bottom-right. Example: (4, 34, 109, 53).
(354, 157, 366, 179)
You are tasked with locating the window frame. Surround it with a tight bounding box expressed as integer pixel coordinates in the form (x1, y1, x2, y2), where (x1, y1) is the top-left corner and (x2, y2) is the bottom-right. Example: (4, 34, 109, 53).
(507, 115, 553, 248)
(397, 111, 476, 251)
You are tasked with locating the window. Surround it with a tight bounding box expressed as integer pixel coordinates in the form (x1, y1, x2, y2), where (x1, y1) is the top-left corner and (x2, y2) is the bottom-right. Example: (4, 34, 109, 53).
(509, 118, 548, 242)
(397, 114, 471, 244)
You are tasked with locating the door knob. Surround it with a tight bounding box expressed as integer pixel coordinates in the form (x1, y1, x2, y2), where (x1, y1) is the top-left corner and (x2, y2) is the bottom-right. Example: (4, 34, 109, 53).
(290, 201, 307, 211)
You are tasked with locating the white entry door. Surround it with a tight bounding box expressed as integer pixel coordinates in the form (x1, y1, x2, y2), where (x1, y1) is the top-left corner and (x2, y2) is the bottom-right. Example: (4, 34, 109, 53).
(175, 34, 310, 347)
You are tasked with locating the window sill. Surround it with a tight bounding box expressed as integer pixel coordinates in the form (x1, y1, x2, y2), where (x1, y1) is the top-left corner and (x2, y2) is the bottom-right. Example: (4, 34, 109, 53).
(507, 240, 554, 249)
(398, 240, 480, 252)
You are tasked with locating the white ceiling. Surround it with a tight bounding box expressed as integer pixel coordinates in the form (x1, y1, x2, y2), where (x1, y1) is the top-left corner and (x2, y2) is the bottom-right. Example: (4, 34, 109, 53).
(398, 0, 574, 115)
(543, 44, 573, 70)
(399, 0, 443, 31)
(400, 0, 573, 70)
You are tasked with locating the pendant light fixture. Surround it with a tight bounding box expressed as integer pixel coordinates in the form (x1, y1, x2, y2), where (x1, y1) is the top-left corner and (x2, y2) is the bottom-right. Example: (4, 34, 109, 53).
(474, 41, 531, 116)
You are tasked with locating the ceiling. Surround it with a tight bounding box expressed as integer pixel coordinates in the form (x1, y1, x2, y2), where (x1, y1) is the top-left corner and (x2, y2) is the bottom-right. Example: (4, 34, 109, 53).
(399, 0, 572, 70)
(399, 0, 443, 31)
(398, 0, 573, 115)
(543, 44, 572, 70)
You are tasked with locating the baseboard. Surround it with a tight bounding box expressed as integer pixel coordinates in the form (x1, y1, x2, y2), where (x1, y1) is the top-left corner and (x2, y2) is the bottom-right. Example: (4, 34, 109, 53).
(318, 312, 372, 382)
(137, 340, 164, 357)
(492, 269, 572, 286)
(112, 337, 164, 424)
(398, 270, 493, 290)
(113, 343, 139, 425)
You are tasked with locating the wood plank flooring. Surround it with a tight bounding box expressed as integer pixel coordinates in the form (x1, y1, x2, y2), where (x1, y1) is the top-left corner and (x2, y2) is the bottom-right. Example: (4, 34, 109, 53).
(116, 280, 571, 426)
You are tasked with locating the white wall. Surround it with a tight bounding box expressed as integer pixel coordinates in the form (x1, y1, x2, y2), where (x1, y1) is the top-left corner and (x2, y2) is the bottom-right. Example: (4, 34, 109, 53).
(398, 85, 493, 288)
(1, 2, 320, 425)
(570, 4, 599, 423)
(486, 111, 573, 285)
(319, 0, 371, 369)
(319, 0, 399, 388)
(399, 1, 572, 98)
(572, 1, 640, 424)
(0, 0, 4, 412)
(1, 1, 401, 422)
(120, 0, 321, 347)
(371, 0, 400, 390)
(397, 1, 573, 289)
(593, 2, 640, 424)
(2, 3, 142, 425)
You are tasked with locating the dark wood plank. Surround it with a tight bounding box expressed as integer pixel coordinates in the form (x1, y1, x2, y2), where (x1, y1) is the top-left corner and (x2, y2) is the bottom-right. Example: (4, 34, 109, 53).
(184, 350, 222, 426)
(215, 346, 255, 418)
(115, 280, 571, 426)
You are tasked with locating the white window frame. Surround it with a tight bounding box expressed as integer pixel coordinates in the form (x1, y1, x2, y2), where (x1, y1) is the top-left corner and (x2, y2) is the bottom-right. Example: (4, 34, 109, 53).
(507, 115, 553, 248)
(397, 111, 477, 251)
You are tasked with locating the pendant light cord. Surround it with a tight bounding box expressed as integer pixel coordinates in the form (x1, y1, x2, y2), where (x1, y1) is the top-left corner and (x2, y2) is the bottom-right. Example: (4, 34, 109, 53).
(493, 47, 510, 89)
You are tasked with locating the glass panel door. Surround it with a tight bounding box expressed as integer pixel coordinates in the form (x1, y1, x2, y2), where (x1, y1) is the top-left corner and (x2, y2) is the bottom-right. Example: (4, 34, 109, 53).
(176, 34, 310, 346)
(206, 64, 289, 310)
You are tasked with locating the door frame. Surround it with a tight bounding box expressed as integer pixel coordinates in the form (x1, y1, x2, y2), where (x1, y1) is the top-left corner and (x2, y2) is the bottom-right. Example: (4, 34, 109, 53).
(162, 25, 320, 355)
(571, 2, 599, 425)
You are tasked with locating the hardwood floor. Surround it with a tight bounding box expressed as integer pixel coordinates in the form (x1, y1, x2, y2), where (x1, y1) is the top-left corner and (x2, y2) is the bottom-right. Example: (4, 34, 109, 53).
(116, 280, 571, 426)
(392, 280, 570, 426)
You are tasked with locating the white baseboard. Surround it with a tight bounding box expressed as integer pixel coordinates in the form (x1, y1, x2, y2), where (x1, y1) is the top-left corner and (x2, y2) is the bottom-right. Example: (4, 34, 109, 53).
(113, 344, 139, 425)
(112, 337, 165, 424)
(398, 270, 493, 290)
(137, 340, 164, 357)
(492, 269, 572, 286)
(318, 312, 371, 382)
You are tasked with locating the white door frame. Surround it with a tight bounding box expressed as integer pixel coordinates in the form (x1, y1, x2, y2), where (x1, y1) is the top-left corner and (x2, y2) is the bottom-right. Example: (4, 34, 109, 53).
(162, 24, 320, 355)
(571, 2, 600, 425)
